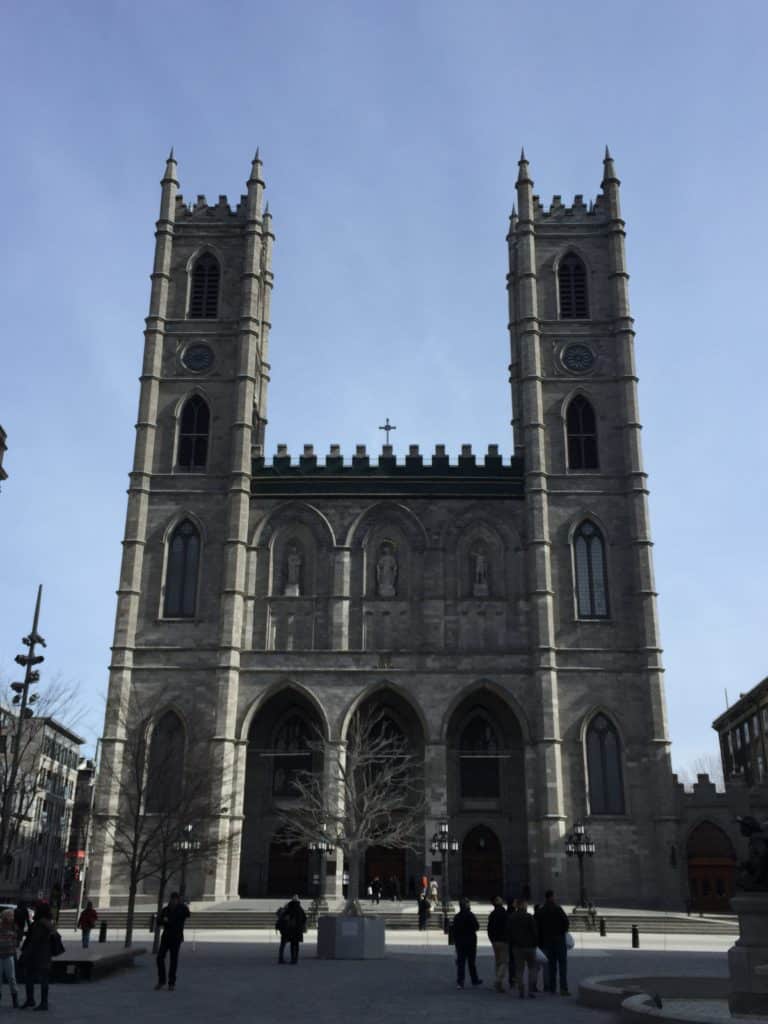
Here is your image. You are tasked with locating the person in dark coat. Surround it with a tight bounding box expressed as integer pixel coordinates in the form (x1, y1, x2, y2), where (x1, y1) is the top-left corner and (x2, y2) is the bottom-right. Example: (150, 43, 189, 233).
(20, 903, 59, 1011)
(77, 901, 98, 949)
(13, 901, 30, 945)
(280, 895, 307, 964)
(154, 892, 190, 991)
(417, 893, 430, 931)
(451, 898, 482, 989)
(486, 896, 508, 992)
(507, 898, 539, 998)
(535, 890, 570, 995)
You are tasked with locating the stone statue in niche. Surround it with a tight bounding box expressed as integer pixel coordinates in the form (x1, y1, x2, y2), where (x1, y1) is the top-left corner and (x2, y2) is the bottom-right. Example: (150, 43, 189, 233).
(284, 545, 302, 597)
(472, 549, 489, 598)
(376, 543, 398, 598)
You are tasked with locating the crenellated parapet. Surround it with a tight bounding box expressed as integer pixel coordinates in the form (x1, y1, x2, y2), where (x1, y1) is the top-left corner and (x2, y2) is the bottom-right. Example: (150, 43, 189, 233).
(531, 191, 608, 222)
(172, 192, 252, 220)
(250, 443, 524, 497)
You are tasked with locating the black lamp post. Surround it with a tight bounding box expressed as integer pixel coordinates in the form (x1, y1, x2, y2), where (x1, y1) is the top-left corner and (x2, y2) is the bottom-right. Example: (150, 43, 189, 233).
(308, 827, 335, 899)
(565, 820, 596, 909)
(0, 585, 45, 875)
(430, 821, 459, 930)
(174, 823, 201, 902)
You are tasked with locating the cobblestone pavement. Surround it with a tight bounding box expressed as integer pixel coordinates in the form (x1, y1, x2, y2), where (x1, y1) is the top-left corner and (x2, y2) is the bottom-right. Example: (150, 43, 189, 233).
(25, 935, 729, 1023)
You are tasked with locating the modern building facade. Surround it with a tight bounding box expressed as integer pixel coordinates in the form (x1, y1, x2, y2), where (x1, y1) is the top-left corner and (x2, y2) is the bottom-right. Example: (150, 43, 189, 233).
(90, 149, 683, 908)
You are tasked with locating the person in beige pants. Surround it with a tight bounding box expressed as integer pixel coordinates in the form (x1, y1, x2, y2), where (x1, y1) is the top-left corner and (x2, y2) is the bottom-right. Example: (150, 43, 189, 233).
(486, 896, 510, 992)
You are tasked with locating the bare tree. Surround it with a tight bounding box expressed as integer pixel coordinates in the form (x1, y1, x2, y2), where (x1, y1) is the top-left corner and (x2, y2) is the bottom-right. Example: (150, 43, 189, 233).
(93, 699, 235, 947)
(675, 752, 725, 792)
(0, 674, 85, 885)
(277, 709, 426, 912)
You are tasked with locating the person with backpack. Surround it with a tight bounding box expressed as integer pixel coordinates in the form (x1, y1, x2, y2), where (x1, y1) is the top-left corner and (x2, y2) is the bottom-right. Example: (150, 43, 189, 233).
(77, 901, 98, 948)
(279, 895, 307, 964)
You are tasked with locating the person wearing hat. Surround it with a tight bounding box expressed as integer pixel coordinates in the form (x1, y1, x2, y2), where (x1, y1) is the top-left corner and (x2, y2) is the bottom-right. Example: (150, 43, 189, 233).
(487, 896, 509, 992)
(451, 897, 482, 990)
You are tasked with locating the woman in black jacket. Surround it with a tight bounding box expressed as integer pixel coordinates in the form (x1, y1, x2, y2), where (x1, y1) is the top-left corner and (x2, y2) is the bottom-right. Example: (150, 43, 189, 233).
(20, 903, 57, 1011)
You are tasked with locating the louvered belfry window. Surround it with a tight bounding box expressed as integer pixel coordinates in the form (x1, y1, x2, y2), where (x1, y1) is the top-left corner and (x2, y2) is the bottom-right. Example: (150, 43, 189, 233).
(573, 520, 609, 619)
(558, 253, 589, 318)
(177, 395, 210, 471)
(566, 395, 599, 470)
(163, 519, 201, 618)
(189, 253, 220, 318)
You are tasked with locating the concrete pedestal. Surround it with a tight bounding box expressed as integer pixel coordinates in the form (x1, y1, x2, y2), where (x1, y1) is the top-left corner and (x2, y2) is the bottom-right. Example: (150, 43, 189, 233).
(729, 893, 768, 1015)
(316, 915, 386, 959)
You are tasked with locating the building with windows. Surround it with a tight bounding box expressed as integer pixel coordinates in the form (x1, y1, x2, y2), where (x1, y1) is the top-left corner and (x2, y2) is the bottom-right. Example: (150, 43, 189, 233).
(0, 714, 83, 900)
(90, 149, 683, 908)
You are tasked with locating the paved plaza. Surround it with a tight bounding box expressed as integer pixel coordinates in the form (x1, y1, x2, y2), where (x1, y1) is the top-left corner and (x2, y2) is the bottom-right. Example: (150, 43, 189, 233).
(26, 931, 730, 1022)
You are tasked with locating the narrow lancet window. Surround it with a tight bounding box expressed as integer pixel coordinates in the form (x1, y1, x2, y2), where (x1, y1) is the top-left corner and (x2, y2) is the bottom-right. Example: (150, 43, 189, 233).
(177, 396, 210, 471)
(573, 520, 609, 618)
(164, 519, 201, 618)
(566, 395, 599, 470)
(558, 253, 589, 318)
(587, 714, 624, 814)
(189, 253, 220, 318)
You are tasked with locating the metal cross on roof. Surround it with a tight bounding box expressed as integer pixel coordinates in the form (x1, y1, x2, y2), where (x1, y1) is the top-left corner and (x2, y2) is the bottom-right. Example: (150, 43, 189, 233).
(378, 417, 397, 444)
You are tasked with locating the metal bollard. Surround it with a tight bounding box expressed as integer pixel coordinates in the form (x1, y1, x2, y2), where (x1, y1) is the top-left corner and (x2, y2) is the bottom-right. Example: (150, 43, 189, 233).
(149, 913, 156, 933)
(599, 917, 606, 937)
(631, 924, 639, 949)
(98, 920, 107, 943)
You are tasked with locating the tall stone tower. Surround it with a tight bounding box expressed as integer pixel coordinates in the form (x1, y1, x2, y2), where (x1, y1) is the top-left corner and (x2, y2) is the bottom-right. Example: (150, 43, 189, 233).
(90, 153, 273, 901)
(507, 148, 676, 902)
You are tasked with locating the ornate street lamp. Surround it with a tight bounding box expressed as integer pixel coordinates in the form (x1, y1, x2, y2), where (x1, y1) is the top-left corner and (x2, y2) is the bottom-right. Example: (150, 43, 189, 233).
(173, 823, 201, 902)
(308, 826, 335, 899)
(565, 820, 596, 909)
(430, 821, 459, 930)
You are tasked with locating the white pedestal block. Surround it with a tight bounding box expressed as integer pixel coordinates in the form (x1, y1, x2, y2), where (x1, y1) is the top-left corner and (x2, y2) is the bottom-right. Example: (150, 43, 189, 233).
(316, 915, 386, 959)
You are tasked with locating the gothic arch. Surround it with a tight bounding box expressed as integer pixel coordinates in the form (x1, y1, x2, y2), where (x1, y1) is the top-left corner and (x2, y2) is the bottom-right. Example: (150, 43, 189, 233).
(553, 247, 591, 320)
(439, 680, 531, 746)
(582, 709, 626, 815)
(250, 501, 336, 549)
(161, 509, 208, 546)
(239, 681, 331, 743)
(185, 246, 223, 319)
(172, 390, 212, 472)
(145, 708, 186, 812)
(568, 516, 612, 620)
(159, 514, 205, 619)
(339, 681, 428, 746)
(344, 501, 428, 551)
(440, 504, 522, 552)
(551, 244, 593, 277)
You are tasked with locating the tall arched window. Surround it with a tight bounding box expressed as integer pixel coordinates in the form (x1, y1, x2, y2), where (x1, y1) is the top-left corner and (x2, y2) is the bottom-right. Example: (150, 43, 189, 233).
(558, 253, 589, 319)
(177, 396, 210, 471)
(586, 713, 624, 814)
(146, 710, 185, 812)
(566, 395, 598, 470)
(163, 519, 201, 618)
(272, 714, 312, 797)
(573, 520, 609, 619)
(188, 253, 220, 318)
(459, 715, 500, 798)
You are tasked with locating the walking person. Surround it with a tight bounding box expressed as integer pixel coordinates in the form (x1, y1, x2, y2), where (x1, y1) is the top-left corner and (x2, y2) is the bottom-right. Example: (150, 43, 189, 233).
(281, 895, 307, 964)
(20, 903, 61, 1011)
(276, 904, 290, 963)
(155, 892, 190, 992)
(535, 889, 570, 995)
(77, 901, 98, 949)
(487, 896, 508, 992)
(507, 896, 539, 998)
(417, 892, 430, 931)
(452, 897, 482, 990)
(0, 909, 19, 1008)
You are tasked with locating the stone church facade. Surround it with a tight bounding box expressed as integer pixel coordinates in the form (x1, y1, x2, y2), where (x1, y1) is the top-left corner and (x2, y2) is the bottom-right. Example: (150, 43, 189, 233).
(90, 149, 682, 908)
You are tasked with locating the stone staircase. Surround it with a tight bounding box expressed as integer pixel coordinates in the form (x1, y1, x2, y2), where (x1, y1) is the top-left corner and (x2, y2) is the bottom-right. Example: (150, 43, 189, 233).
(56, 902, 739, 935)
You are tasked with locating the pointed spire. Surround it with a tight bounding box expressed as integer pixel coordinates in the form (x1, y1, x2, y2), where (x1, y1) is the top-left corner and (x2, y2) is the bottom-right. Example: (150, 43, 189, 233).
(161, 147, 178, 188)
(510, 203, 517, 218)
(168, 145, 175, 162)
(602, 145, 618, 186)
(516, 147, 532, 187)
(249, 147, 263, 183)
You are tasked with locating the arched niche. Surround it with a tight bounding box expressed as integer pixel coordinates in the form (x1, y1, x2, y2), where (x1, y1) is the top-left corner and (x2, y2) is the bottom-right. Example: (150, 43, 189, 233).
(238, 687, 325, 898)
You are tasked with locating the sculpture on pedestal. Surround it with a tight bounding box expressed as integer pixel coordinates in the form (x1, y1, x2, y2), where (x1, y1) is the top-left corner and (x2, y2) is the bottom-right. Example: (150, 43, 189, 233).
(376, 544, 398, 598)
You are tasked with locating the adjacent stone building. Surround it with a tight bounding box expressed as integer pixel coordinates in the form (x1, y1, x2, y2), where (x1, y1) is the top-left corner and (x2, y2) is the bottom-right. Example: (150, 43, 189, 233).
(90, 149, 682, 908)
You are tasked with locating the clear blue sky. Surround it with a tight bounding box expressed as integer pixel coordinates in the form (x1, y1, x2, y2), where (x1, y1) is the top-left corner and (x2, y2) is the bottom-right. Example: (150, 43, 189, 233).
(1, 0, 766, 772)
